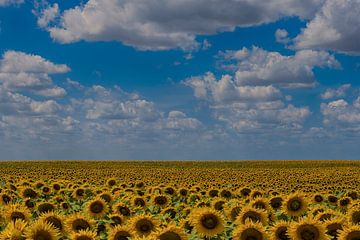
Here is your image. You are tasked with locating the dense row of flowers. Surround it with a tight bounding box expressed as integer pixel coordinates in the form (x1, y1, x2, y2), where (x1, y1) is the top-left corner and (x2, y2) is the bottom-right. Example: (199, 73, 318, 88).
(0, 161, 358, 239)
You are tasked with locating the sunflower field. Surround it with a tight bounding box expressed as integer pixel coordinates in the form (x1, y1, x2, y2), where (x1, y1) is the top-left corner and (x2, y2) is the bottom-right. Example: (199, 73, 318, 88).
(0, 160, 359, 240)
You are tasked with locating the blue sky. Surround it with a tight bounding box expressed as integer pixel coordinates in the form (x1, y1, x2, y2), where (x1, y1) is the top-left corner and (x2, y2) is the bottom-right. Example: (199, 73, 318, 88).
(0, 0, 360, 159)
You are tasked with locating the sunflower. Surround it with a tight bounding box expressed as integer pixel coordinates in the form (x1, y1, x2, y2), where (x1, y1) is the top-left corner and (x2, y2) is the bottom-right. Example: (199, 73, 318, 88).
(0, 219, 27, 240)
(289, 217, 330, 240)
(20, 187, 38, 199)
(37, 202, 56, 214)
(133, 197, 146, 208)
(108, 225, 133, 240)
(270, 221, 290, 240)
(316, 209, 339, 222)
(233, 220, 268, 240)
(348, 208, 360, 225)
(72, 188, 86, 200)
(270, 196, 283, 210)
(107, 178, 117, 188)
(24, 220, 60, 240)
(99, 191, 113, 203)
(38, 211, 66, 234)
(338, 225, 360, 240)
(113, 203, 132, 217)
(251, 197, 271, 211)
(153, 195, 170, 207)
(313, 194, 324, 204)
(0, 193, 12, 205)
(152, 224, 188, 240)
(4, 204, 32, 223)
(69, 230, 98, 240)
(107, 214, 124, 228)
(86, 197, 108, 218)
(130, 215, 159, 237)
(189, 208, 224, 237)
(324, 217, 346, 240)
(236, 206, 268, 225)
(225, 205, 242, 221)
(283, 192, 308, 217)
(65, 213, 95, 233)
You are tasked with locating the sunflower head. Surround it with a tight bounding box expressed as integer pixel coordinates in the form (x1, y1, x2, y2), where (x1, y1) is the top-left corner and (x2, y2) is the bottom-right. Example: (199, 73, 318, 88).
(283, 193, 308, 217)
(233, 220, 268, 240)
(108, 225, 133, 240)
(39, 211, 65, 234)
(65, 213, 95, 233)
(130, 215, 159, 237)
(289, 217, 329, 240)
(190, 208, 225, 237)
(24, 220, 60, 240)
(153, 224, 188, 240)
(236, 206, 268, 225)
(86, 197, 108, 218)
(270, 221, 290, 240)
(69, 229, 98, 240)
(348, 208, 360, 225)
(338, 225, 360, 240)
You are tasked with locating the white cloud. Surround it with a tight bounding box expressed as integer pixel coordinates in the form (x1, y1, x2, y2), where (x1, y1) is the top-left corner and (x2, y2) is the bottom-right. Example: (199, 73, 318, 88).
(294, 0, 360, 55)
(166, 111, 202, 130)
(185, 73, 281, 103)
(217, 47, 339, 88)
(34, 3, 60, 28)
(0, 0, 23, 6)
(0, 51, 69, 97)
(321, 84, 351, 99)
(275, 29, 290, 44)
(321, 98, 360, 127)
(41, 0, 324, 50)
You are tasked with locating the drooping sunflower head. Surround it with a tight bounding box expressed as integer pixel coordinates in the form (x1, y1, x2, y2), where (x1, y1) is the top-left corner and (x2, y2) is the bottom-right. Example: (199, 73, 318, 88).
(24, 220, 60, 240)
(86, 197, 108, 218)
(107, 178, 117, 188)
(130, 214, 159, 237)
(283, 192, 308, 217)
(189, 208, 225, 237)
(289, 217, 329, 240)
(233, 220, 268, 240)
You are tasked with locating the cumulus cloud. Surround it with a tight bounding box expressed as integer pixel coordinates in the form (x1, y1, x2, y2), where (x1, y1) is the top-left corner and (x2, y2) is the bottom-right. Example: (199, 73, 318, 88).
(0, 51, 69, 97)
(217, 47, 340, 88)
(33, 3, 60, 28)
(39, 0, 324, 50)
(0, 0, 23, 6)
(294, 0, 360, 55)
(275, 29, 290, 44)
(321, 98, 360, 128)
(321, 84, 351, 100)
(185, 72, 282, 103)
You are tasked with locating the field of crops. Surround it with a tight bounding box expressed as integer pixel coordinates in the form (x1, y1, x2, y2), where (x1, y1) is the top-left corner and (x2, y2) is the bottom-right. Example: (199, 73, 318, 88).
(0, 160, 359, 240)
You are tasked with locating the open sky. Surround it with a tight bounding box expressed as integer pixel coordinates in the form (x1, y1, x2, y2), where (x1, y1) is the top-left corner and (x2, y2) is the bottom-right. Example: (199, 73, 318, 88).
(0, 0, 360, 159)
